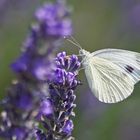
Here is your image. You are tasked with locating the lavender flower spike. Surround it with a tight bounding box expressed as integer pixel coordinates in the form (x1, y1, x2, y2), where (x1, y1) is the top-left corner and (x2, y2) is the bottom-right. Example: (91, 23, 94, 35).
(35, 0, 72, 38)
(0, 0, 73, 139)
(36, 52, 81, 140)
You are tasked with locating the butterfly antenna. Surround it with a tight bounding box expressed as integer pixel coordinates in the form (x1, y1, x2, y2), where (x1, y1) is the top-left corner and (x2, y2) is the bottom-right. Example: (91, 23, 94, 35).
(70, 36, 83, 49)
(64, 36, 83, 50)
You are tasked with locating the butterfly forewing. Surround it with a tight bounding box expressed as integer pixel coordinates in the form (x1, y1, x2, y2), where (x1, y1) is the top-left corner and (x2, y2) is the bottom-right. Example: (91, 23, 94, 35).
(92, 49, 140, 84)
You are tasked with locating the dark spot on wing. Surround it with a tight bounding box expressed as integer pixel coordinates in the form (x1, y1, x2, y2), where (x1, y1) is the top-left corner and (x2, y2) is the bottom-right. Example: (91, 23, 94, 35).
(125, 65, 134, 73)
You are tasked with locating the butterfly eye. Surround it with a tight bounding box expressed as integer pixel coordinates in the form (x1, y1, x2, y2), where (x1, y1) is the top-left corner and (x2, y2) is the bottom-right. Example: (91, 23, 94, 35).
(79, 49, 83, 55)
(125, 65, 134, 73)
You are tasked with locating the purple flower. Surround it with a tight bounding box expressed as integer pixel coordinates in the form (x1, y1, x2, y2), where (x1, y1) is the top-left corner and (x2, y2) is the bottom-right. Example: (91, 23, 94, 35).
(56, 52, 81, 73)
(35, 129, 47, 140)
(32, 58, 55, 81)
(35, 3, 57, 22)
(37, 52, 81, 139)
(39, 98, 53, 117)
(11, 0, 73, 80)
(12, 128, 27, 140)
(11, 52, 30, 73)
(62, 120, 74, 136)
(0, 0, 75, 140)
(35, 1, 72, 37)
(0, 82, 40, 139)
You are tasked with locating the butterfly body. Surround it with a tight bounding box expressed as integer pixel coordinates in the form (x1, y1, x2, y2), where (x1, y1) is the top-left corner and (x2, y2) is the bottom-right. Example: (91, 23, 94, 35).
(80, 48, 140, 103)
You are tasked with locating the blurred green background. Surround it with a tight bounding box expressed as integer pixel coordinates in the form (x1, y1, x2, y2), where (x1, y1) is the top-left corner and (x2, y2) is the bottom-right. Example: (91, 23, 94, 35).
(0, 0, 140, 140)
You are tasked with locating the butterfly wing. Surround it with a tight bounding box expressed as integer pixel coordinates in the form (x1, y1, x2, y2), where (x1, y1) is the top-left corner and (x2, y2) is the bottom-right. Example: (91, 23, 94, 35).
(84, 49, 140, 103)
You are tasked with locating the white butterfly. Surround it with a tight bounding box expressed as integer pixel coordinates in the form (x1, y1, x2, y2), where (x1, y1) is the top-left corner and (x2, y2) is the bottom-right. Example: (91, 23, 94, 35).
(65, 37, 140, 103)
(80, 48, 140, 103)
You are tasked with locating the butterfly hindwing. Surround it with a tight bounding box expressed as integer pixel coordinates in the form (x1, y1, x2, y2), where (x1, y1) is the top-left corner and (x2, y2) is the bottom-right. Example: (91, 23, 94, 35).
(85, 56, 135, 103)
(81, 48, 140, 103)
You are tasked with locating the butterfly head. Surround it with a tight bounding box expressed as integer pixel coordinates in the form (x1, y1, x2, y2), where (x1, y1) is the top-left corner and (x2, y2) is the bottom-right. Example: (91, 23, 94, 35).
(79, 49, 90, 57)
